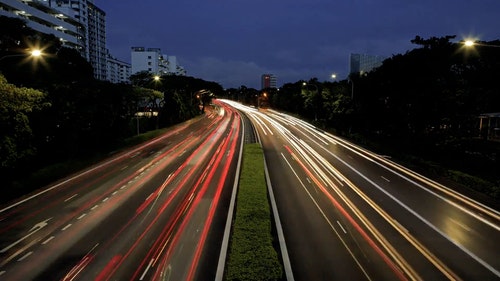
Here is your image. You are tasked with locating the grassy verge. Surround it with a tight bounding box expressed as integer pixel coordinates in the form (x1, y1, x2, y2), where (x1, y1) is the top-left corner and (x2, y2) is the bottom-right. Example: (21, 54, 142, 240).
(225, 143, 283, 281)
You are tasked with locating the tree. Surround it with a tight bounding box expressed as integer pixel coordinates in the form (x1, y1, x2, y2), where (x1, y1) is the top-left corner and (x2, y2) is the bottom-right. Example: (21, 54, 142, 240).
(272, 81, 306, 115)
(0, 75, 49, 168)
(322, 81, 353, 131)
(301, 78, 323, 121)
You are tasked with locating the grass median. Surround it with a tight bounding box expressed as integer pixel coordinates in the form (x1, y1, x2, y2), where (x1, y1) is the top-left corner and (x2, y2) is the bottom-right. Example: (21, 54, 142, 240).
(225, 143, 283, 281)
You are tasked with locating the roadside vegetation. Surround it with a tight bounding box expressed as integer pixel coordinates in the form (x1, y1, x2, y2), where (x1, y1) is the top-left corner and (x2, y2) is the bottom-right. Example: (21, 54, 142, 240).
(225, 35, 500, 202)
(225, 143, 283, 281)
(0, 16, 220, 202)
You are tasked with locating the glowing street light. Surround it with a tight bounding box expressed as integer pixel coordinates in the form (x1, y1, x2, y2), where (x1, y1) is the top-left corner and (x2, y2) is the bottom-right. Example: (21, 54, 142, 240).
(462, 39, 500, 48)
(0, 48, 43, 62)
(464, 40, 475, 47)
(31, 49, 42, 57)
(331, 73, 337, 80)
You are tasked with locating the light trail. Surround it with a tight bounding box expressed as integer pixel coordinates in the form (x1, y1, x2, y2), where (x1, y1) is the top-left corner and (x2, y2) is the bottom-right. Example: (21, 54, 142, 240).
(91, 105, 238, 281)
(283, 145, 410, 281)
(262, 109, 498, 279)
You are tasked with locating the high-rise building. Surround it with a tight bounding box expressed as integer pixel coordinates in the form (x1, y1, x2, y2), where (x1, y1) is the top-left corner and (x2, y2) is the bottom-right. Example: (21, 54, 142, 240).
(131, 47, 186, 76)
(107, 51, 131, 84)
(349, 53, 385, 75)
(0, 0, 85, 52)
(52, 0, 107, 80)
(261, 74, 277, 89)
(166, 56, 187, 76)
(0, 0, 109, 81)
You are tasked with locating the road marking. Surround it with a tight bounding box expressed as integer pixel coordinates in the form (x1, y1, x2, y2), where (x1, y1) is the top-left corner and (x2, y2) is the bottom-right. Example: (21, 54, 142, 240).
(140, 258, 155, 280)
(62, 224, 72, 231)
(64, 194, 78, 202)
(381, 176, 391, 182)
(17, 251, 33, 261)
(112, 191, 118, 196)
(77, 213, 87, 220)
(42, 236, 55, 245)
(91, 205, 99, 210)
(102, 197, 109, 202)
(121, 165, 128, 171)
(1, 218, 52, 253)
(120, 185, 126, 190)
(0, 271, 5, 276)
(336, 220, 347, 234)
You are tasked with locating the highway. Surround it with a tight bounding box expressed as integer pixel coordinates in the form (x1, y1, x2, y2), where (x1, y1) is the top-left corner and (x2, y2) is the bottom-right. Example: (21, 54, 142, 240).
(2, 98, 499, 281)
(0, 102, 243, 280)
(223, 100, 500, 281)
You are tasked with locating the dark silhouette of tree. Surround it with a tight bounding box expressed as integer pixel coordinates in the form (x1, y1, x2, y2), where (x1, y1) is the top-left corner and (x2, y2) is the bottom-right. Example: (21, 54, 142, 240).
(0, 75, 49, 168)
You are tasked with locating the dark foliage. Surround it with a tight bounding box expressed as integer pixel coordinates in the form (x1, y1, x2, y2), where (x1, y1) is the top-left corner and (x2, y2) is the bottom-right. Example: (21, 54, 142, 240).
(0, 16, 222, 192)
(259, 35, 500, 191)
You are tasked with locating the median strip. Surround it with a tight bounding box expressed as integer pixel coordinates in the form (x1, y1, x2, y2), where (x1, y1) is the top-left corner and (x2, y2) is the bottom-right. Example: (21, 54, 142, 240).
(224, 143, 283, 281)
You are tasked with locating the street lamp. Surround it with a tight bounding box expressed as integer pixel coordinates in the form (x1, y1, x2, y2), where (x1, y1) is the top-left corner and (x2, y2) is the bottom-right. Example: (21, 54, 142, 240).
(331, 73, 337, 80)
(302, 82, 320, 121)
(462, 39, 500, 48)
(302, 82, 318, 92)
(0, 49, 43, 62)
(31, 49, 42, 57)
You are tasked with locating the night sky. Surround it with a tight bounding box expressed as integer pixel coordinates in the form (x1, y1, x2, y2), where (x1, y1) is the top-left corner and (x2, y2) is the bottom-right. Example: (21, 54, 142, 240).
(98, 0, 500, 89)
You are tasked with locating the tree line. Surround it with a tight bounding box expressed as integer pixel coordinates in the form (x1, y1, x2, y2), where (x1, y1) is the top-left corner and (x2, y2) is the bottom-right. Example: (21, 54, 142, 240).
(225, 35, 500, 193)
(0, 16, 221, 188)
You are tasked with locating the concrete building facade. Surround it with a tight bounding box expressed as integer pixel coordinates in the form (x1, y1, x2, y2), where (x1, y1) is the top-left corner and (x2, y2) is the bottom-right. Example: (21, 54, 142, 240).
(51, 0, 107, 80)
(131, 46, 186, 76)
(1, 0, 108, 80)
(0, 0, 85, 52)
(261, 74, 277, 89)
(350, 53, 385, 75)
(106, 51, 131, 84)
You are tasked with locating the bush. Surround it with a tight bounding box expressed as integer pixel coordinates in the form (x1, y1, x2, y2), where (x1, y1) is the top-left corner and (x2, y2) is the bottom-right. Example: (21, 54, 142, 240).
(448, 170, 499, 199)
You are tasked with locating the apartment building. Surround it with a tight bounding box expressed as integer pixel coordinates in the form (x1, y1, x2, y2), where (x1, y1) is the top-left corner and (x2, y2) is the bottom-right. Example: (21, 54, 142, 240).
(349, 53, 386, 75)
(1, 0, 108, 80)
(0, 0, 85, 52)
(261, 74, 277, 89)
(131, 46, 186, 76)
(107, 51, 131, 84)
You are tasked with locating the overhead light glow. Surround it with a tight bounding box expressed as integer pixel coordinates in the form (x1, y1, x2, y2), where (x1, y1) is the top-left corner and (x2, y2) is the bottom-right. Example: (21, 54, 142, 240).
(464, 40, 474, 47)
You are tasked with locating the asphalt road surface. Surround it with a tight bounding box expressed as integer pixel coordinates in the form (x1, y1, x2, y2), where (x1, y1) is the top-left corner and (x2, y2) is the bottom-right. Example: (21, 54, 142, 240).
(223, 100, 499, 281)
(0, 102, 243, 281)
(2, 99, 499, 281)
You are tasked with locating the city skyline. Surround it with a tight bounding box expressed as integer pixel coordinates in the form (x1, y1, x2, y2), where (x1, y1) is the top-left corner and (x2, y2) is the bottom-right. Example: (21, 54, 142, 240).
(83, 1, 500, 88)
